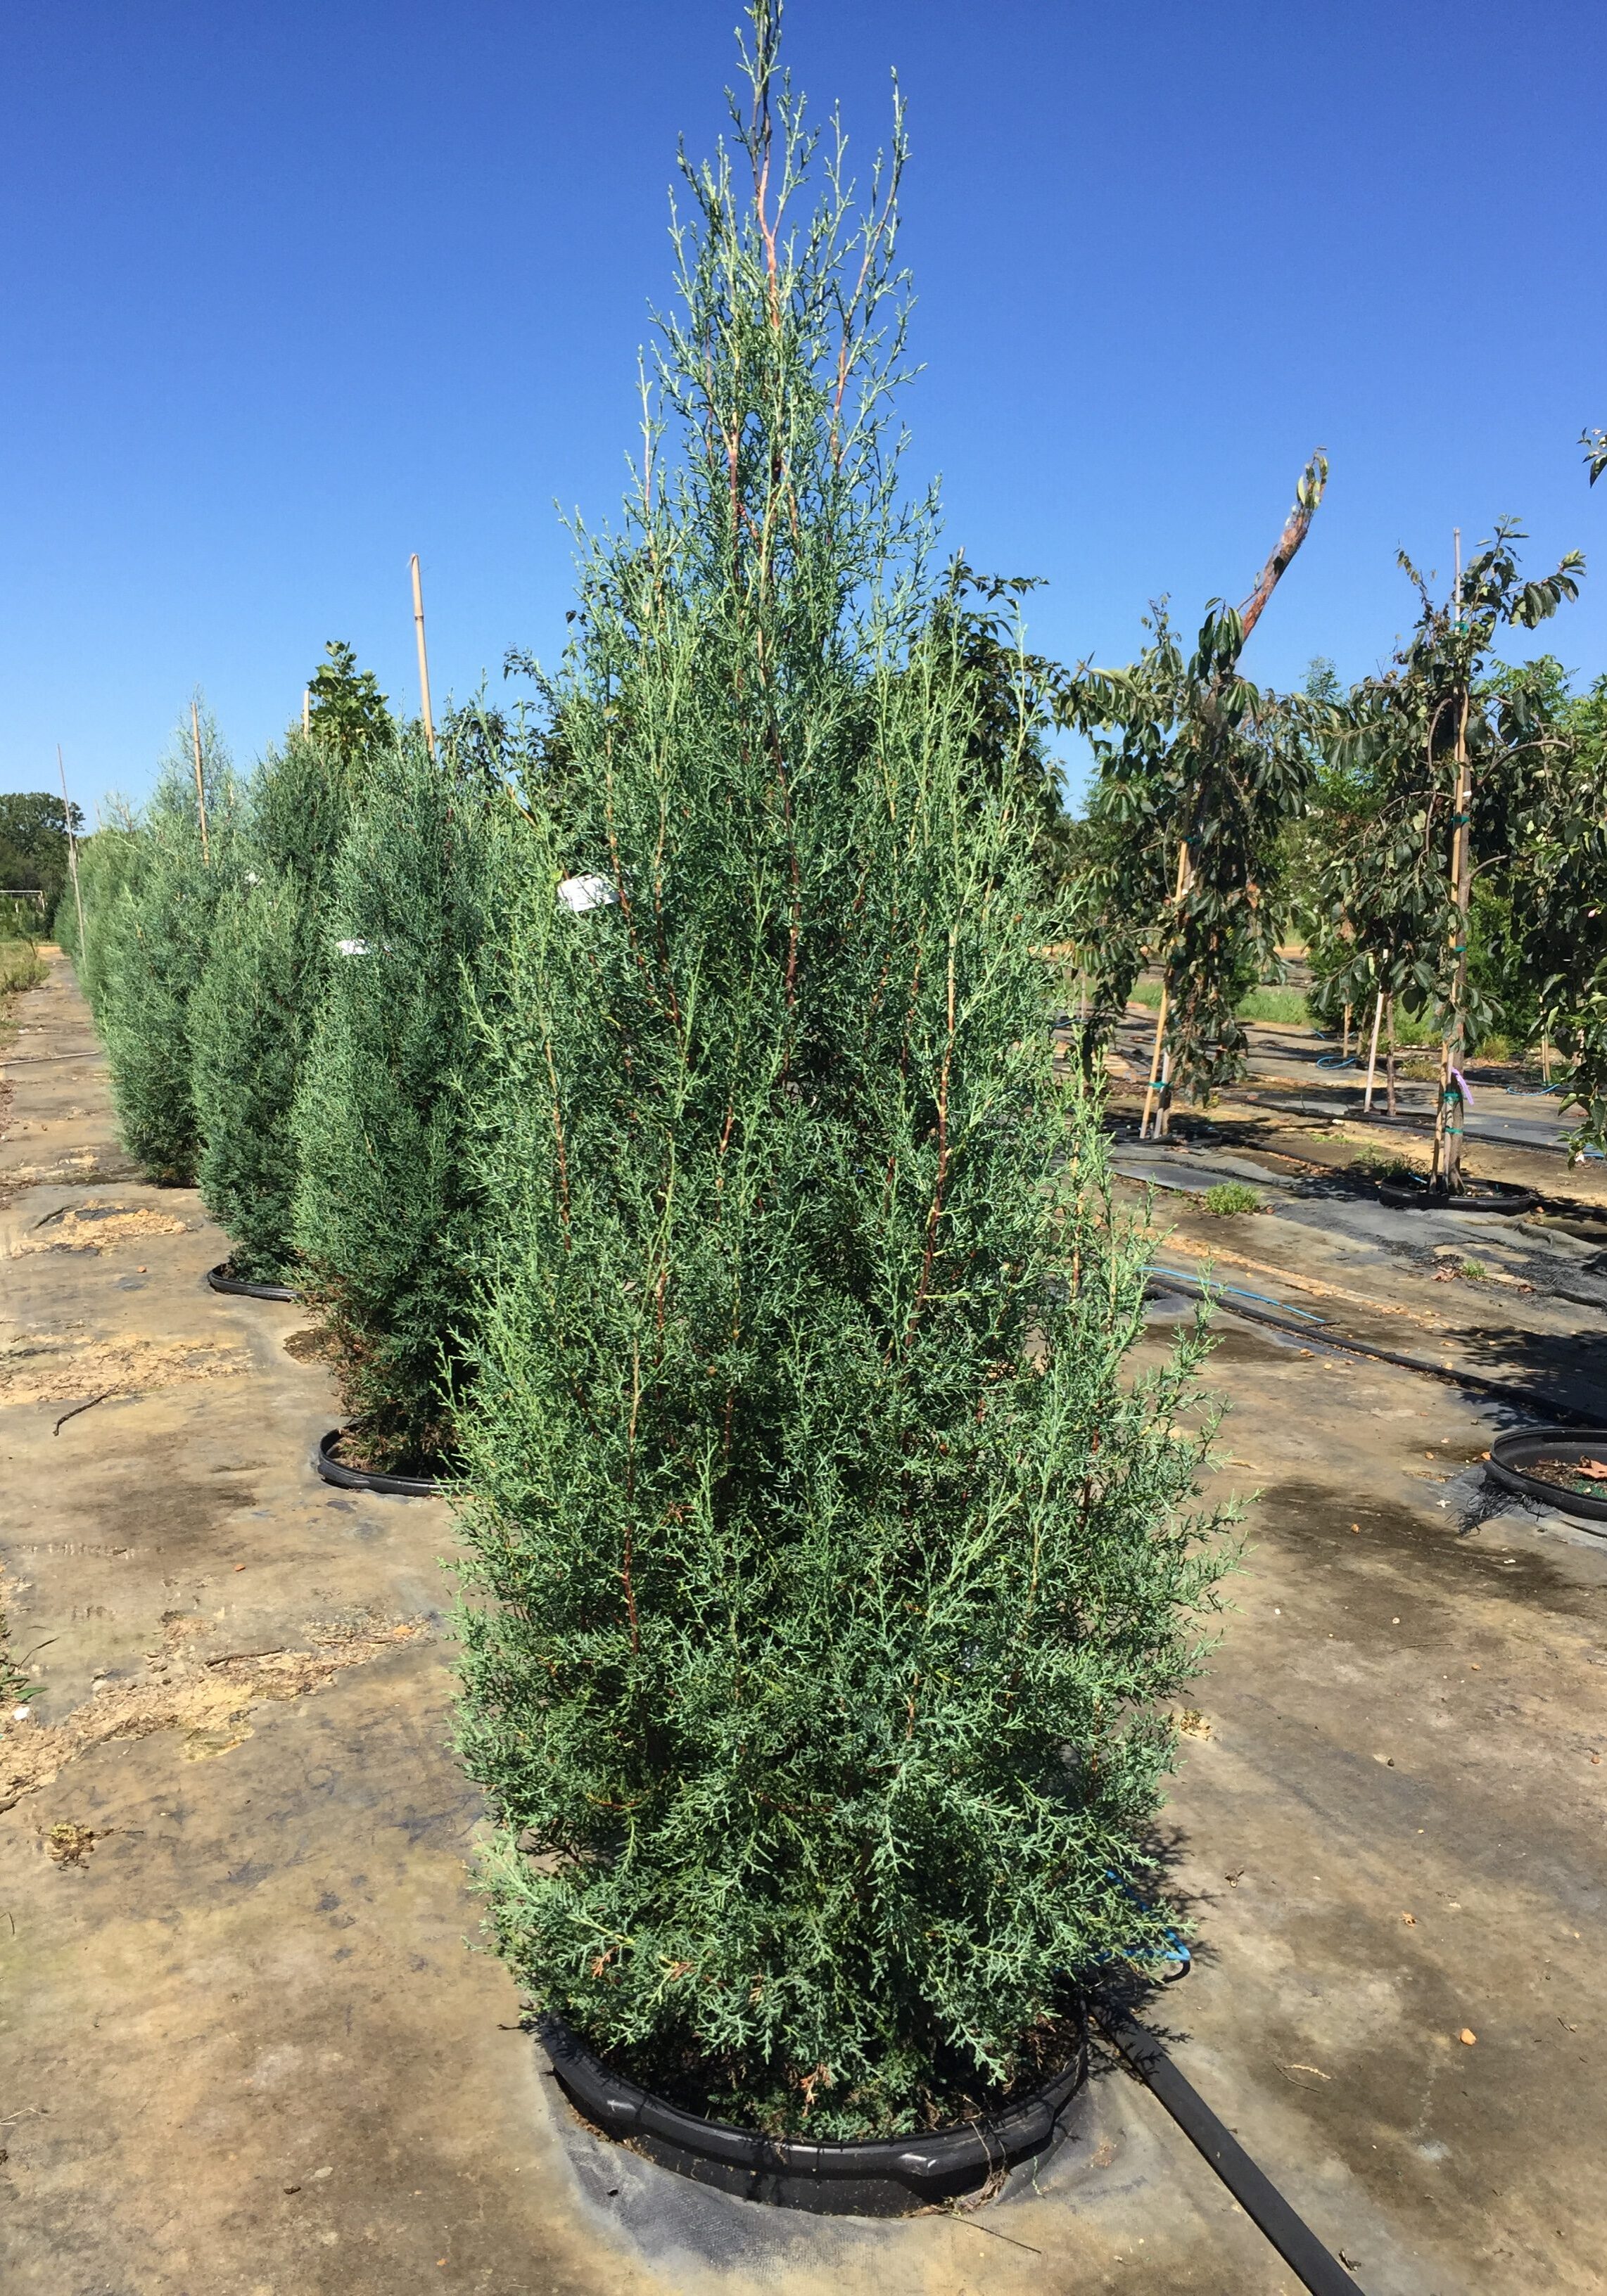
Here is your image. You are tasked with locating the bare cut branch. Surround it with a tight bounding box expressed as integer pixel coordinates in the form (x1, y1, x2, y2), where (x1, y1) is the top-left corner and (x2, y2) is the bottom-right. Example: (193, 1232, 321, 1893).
(1238, 452, 1328, 643)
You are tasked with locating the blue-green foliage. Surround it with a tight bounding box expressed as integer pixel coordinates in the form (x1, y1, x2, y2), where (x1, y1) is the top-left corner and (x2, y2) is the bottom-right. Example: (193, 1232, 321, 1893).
(191, 723, 373, 1282)
(89, 711, 236, 1184)
(292, 730, 496, 1471)
(453, 5, 1230, 2140)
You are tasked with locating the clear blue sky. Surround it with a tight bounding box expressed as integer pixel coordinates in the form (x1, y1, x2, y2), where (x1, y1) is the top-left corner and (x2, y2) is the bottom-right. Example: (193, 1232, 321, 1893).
(4, 1, 1603, 822)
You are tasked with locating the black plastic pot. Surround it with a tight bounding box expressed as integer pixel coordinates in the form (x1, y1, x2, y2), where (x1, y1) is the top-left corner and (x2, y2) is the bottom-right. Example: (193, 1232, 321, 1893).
(537, 2011, 1086, 2216)
(207, 1261, 299, 1303)
(314, 1428, 447, 1499)
(1486, 1428, 1607, 1524)
(1378, 1179, 1539, 1216)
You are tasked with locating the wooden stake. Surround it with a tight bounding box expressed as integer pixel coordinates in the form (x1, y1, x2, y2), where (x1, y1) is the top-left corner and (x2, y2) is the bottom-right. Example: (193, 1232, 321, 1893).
(303, 687, 311, 738)
(1363, 990, 1384, 1112)
(1342, 1002, 1352, 1061)
(56, 745, 87, 957)
(1141, 841, 1192, 1139)
(1139, 979, 1169, 1140)
(190, 699, 211, 865)
(1386, 997, 1397, 1117)
(411, 554, 436, 758)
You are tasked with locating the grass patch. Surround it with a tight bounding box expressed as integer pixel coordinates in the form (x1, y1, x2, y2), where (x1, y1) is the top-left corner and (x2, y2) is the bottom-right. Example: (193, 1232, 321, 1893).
(0, 940, 46, 996)
(1125, 981, 1312, 1026)
(1201, 1181, 1262, 1216)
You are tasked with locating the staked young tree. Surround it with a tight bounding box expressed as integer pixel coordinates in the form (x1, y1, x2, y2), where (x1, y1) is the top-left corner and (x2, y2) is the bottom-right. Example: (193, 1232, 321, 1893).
(307, 641, 396, 762)
(291, 729, 497, 1474)
(1060, 459, 1327, 1132)
(453, 1, 1231, 2143)
(1317, 525, 1584, 1191)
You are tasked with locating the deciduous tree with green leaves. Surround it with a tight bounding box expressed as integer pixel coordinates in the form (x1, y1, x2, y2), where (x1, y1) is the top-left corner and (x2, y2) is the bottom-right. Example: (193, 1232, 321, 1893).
(1060, 457, 1328, 1131)
(1316, 524, 1584, 1190)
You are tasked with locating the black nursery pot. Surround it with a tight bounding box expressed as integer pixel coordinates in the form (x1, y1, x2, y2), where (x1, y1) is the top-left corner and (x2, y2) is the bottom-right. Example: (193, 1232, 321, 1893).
(1378, 1179, 1538, 1216)
(314, 1428, 447, 1499)
(537, 2011, 1087, 2217)
(1487, 1428, 1607, 1524)
(207, 1261, 299, 1302)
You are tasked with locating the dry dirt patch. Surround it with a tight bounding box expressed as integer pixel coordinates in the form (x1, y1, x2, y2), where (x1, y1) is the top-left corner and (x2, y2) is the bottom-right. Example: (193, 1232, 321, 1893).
(1, 1608, 434, 1811)
(11, 1200, 188, 1255)
(0, 1328, 249, 1408)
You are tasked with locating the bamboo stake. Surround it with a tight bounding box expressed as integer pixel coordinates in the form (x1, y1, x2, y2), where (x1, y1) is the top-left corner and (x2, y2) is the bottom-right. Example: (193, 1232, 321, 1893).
(1385, 997, 1397, 1116)
(410, 554, 436, 758)
(1141, 842, 1191, 1139)
(1363, 990, 1384, 1112)
(303, 688, 311, 738)
(57, 745, 87, 957)
(1342, 1002, 1352, 1061)
(189, 699, 210, 865)
(1139, 979, 1169, 1140)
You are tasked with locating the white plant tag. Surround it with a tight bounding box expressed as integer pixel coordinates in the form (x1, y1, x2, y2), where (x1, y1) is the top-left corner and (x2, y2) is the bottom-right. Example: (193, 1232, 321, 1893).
(336, 938, 373, 956)
(557, 874, 619, 914)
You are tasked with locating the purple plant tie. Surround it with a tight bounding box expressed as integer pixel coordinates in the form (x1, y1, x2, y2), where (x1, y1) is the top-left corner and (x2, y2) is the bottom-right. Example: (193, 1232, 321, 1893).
(1449, 1066, 1473, 1109)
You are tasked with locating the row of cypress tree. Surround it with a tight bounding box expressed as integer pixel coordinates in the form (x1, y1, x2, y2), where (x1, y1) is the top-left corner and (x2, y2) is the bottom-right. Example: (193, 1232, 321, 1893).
(66, 662, 490, 1477)
(67, 0, 1229, 2141)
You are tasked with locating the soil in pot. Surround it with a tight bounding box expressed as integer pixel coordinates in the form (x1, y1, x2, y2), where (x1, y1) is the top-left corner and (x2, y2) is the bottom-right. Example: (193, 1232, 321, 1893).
(1519, 1454, 1607, 1501)
(587, 2003, 1086, 2142)
(1486, 1430, 1607, 1524)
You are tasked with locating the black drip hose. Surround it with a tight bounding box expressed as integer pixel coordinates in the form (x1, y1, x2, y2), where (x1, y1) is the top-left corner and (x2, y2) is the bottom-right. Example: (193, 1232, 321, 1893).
(1095, 2006, 1361, 2295)
(1147, 1273, 1598, 1428)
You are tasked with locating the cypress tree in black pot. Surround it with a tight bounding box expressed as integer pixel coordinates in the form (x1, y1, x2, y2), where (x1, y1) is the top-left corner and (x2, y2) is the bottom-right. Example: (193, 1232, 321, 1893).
(455, 2, 1231, 2144)
(191, 651, 393, 1283)
(94, 707, 236, 1185)
(291, 728, 496, 1475)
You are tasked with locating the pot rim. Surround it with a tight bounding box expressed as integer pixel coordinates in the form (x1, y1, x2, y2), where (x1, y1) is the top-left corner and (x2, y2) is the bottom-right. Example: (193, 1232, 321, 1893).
(536, 2007, 1086, 2210)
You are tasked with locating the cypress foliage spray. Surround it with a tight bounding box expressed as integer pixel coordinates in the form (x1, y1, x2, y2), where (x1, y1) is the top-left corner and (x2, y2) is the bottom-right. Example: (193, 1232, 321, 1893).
(94, 706, 236, 1184)
(456, 2, 1230, 2139)
(291, 729, 495, 1474)
(191, 666, 390, 1282)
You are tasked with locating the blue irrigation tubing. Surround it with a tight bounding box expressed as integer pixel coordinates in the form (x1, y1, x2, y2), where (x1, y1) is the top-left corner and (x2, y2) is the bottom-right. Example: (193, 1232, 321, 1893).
(1087, 1878, 1360, 2296)
(1148, 1264, 1327, 1322)
(1103, 1869, 1192, 1976)
(1315, 1052, 1357, 1069)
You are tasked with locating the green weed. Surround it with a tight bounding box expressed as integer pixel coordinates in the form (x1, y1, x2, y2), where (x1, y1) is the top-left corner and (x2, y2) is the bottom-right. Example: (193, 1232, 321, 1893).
(1201, 1181, 1262, 1216)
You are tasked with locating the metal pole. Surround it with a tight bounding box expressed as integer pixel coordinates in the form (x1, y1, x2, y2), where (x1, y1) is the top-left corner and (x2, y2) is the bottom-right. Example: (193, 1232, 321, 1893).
(57, 745, 87, 957)
(410, 554, 436, 758)
(190, 699, 211, 865)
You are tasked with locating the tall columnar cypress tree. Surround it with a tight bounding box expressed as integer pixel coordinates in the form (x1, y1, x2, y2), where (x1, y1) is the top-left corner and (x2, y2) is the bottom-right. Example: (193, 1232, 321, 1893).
(455, 2, 1228, 2140)
(58, 803, 145, 1015)
(94, 707, 236, 1184)
(191, 678, 383, 1282)
(291, 730, 495, 1473)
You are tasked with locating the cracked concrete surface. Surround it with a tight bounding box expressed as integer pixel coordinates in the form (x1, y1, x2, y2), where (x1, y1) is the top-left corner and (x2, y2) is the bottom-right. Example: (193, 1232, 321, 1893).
(2, 951, 1604, 2295)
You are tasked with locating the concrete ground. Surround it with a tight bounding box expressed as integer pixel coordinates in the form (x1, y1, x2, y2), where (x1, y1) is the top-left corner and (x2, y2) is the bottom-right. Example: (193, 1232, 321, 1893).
(2, 952, 1603, 2296)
